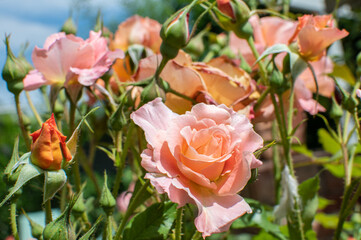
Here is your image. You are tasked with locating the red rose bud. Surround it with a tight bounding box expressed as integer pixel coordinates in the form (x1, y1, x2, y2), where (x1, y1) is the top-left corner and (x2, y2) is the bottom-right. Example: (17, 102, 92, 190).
(30, 114, 72, 170)
(160, 8, 191, 59)
(2, 35, 29, 95)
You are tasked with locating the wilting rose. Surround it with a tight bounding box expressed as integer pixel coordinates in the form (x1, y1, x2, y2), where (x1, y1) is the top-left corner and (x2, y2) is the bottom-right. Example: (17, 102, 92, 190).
(134, 51, 256, 116)
(290, 14, 349, 61)
(110, 15, 162, 53)
(131, 98, 263, 237)
(23, 31, 123, 98)
(30, 114, 72, 170)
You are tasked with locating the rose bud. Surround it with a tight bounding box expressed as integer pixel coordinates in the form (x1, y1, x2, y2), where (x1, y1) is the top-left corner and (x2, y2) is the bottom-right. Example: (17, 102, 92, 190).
(2, 35, 30, 95)
(30, 114, 72, 170)
(60, 16, 77, 35)
(214, 0, 253, 39)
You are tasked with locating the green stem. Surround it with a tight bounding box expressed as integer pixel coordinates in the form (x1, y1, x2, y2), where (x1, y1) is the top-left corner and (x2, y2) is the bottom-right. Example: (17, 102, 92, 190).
(103, 214, 113, 240)
(114, 180, 150, 239)
(154, 57, 169, 81)
(272, 122, 282, 203)
(25, 91, 43, 126)
(191, 230, 202, 240)
(283, 0, 290, 16)
(112, 124, 134, 198)
(14, 94, 31, 150)
(69, 102, 81, 192)
(45, 199, 52, 224)
(254, 87, 270, 111)
(270, 93, 304, 239)
(10, 202, 19, 240)
(246, 37, 268, 84)
(338, 123, 350, 187)
(175, 207, 184, 240)
(168, 88, 198, 104)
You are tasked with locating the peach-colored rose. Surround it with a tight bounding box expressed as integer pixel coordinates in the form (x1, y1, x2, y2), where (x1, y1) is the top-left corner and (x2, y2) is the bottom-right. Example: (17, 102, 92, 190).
(134, 51, 257, 116)
(23, 31, 124, 98)
(290, 14, 349, 61)
(131, 98, 263, 237)
(229, 15, 297, 66)
(30, 114, 72, 170)
(110, 15, 162, 53)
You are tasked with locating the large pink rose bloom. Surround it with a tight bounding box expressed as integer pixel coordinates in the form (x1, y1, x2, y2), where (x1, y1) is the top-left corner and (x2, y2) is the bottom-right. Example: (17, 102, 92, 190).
(131, 98, 263, 237)
(24, 31, 124, 92)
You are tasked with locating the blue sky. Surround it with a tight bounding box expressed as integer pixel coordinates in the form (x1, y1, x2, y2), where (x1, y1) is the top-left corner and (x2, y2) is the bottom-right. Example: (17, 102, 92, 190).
(0, 0, 126, 114)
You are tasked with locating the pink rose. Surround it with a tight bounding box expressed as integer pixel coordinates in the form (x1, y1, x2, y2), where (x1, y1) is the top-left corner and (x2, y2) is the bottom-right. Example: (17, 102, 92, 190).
(131, 98, 263, 237)
(23, 31, 124, 97)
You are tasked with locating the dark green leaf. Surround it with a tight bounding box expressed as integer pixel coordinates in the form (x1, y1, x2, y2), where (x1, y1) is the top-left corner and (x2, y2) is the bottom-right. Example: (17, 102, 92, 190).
(123, 202, 177, 240)
(0, 160, 43, 207)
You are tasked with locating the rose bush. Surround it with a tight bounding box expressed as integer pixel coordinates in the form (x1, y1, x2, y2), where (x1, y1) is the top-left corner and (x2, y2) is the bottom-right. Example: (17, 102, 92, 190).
(131, 98, 263, 237)
(30, 114, 72, 170)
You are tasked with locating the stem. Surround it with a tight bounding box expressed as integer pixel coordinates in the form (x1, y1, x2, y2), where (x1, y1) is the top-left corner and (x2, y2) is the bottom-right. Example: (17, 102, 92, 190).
(10, 202, 19, 240)
(114, 180, 150, 239)
(272, 122, 282, 203)
(254, 87, 270, 111)
(45, 199, 52, 224)
(103, 214, 113, 240)
(112, 124, 134, 198)
(14, 94, 31, 150)
(168, 88, 198, 104)
(69, 102, 81, 192)
(338, 123, 350, 187)
(246, 37, 268, 84)
(154, 57, 169, 81)
(25, 91, 43, 126)
(175, 207, 184, 240)
(191, 230, 202, 240)
(270, 92, 305, 239)
(283, 0, 290, 16)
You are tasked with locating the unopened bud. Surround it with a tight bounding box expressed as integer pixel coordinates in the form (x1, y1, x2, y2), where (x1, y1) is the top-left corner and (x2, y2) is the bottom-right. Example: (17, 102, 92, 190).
(60, 16, 77, 35)
(213, 0, 252, 39)
(160, 7, 191, 59)
(2, 35, 29, 95)
(99, 172, 116, 215)
(72, 193, 86, 219)
(109, 104, 128, 131)
(23, 211, 44, 239)
(140, 79, 166, 104)
(270, 69, 289, 94)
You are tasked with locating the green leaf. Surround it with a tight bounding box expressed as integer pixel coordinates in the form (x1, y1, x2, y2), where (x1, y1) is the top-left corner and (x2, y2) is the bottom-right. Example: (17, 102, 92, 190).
(292, 144, 313, 158)
(256, 44, 307, 80)
(232, 199, 287, 240)
(324, 164, 344, 178)
(78, 216, 103, 240)
(331, 64, 356, 85)
(298, 175, 320, 232)
(127, 179, 152, 214)
(317, 128, 340, 154)
(66, 107, 99, 164)
(123, 202, 177, 240)
(43, 169, 67, 203)
(257, 44, 290, 62)
(4, 136, 20, 176)
(0, 160, 43, 207)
